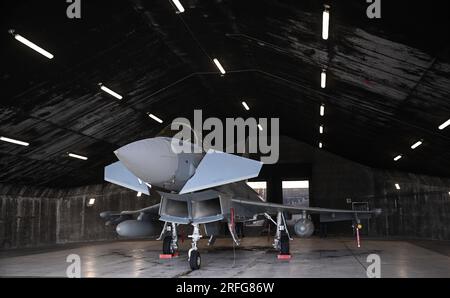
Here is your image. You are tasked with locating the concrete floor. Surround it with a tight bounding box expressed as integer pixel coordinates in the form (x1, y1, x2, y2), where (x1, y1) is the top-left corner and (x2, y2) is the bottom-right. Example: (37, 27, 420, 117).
(0, 237, 449, 278)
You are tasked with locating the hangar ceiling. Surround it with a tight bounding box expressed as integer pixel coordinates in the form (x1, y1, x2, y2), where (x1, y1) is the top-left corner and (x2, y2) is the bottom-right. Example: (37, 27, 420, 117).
(1, 0, 450, 187)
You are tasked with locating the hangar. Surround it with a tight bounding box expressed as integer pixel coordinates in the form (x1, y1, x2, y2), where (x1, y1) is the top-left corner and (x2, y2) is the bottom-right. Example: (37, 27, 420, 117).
(0, 0, 449, 278)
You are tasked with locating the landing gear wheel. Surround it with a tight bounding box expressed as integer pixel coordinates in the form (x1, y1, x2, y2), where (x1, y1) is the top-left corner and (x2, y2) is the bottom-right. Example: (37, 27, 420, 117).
(163, 236, 174, 254)
(189, 250, 201, 270)
(280, 234, 290, 255)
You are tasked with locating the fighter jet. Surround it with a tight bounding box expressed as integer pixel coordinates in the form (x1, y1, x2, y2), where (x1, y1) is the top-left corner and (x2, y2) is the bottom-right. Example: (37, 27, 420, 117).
(100, 136, 381, 270)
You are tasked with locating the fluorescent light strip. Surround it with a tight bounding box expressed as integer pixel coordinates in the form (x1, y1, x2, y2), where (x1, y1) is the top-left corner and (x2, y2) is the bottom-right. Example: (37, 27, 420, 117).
(242, 101, 250, 111)
(88, 198, 95, 206)
(411, 141, 422, 150)
(319, 142, 323, 148)
(100, 85, 123, 100)
(438, 118, 450, 130)
(322, 6, 330, 40)
(68, 153, 88, 160)
(171, 0, 185, 13)
(258, 124, 263, 131)
(148, 113, 163, 123)
(320, 104, 325, 116)
(0, 136, 29, 146)
(394, 155, 402, 161)
(319, 125, 324, 134)
(395, 183, 401, 190)
(14, 34, 54, 59)
(213, 58, 226, 74)
(137, 192, 142, 197)
(321, 70, 327, 88)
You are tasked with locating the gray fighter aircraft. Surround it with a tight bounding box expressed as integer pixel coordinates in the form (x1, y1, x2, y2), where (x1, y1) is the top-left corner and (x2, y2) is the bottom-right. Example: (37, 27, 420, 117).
(100, 136, 381, 270)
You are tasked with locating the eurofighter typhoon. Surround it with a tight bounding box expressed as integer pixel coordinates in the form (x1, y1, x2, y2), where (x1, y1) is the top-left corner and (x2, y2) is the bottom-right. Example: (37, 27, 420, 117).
(101, 131, 381, 270)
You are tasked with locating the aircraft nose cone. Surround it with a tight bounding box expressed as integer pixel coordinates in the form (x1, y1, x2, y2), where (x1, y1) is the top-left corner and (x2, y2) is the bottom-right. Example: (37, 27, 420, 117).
(115, 137, 179, 184)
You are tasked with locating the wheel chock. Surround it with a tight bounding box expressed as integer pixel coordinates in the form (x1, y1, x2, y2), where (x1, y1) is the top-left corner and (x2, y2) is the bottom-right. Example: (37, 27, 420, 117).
(159, 252, 179, 259)
(277, 254, 292, 260)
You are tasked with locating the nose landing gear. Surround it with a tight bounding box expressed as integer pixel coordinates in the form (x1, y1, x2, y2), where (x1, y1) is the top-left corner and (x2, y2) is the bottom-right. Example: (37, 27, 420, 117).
(188, 223, 202, 270)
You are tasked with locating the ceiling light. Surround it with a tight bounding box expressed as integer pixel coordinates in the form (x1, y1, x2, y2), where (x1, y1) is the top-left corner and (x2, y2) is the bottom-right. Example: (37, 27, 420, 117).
(258, 124, 263, 131)
(242, 101, 250, 111)
(411, 140, 423, 150)
(319, 125, 324, 134)
(148, 113, 163, 123)
(171, 0, 185, 13)
(137, 192, 142, 197)
(394, 155, 402, 161)
(319, 142, 323, 148)
(213, 58, 226, 74)
(13, 33, 54, 59)
(320, 104, 325, 116)
(68, 153, 88, 160)
(438, 118, 450, 130)
(321, 70, 327, 88)
(87, 198, 95, 206)
(100, 85, 123, 100)
(322, 5, 330, 40)
(0, 136, 29, 146)
(395, 183, 401, 190)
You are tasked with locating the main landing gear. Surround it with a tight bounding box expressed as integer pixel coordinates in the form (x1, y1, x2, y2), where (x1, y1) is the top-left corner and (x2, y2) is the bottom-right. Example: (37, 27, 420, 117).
(265, 211, 292, 257)
(159, 222, 178, 256)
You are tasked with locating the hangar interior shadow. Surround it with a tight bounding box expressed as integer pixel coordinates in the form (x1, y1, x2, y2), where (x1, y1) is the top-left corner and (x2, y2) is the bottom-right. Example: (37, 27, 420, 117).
(1, 0, 450, 250)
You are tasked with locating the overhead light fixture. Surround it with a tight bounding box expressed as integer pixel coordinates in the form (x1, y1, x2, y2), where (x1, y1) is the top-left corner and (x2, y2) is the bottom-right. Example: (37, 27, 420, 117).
(411, 140, 423, 150)
(319, 142, 323, 148)
(12, 32, 54, 59)
(87, 198, 95, 206)
(100, 85, 123, 100)
(258, 124, 263, 131)
(148, 113, 163, 124)
(394, 155, 402, 161)
(242, 101, 250, 111)
(438, 118, 450, 130)
(395, 183, 401, 190)
(319, 125, 324, 134)
(171, 0, 185, 13)
(68, 153, 88, 160)
(320, 104, 325, 116)
(321, 70, 327, 88)
(322, 5, 330, 40)
(0, 136, 29, 146)
(213, 58, 226, 74)
(137, 192, 142, 197)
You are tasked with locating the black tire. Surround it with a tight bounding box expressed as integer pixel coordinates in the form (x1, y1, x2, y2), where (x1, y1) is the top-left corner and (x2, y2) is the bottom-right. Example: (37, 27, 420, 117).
(280, 234, 290, 255)
(189, 250, 201, 270)
(162, 236, 173, 254)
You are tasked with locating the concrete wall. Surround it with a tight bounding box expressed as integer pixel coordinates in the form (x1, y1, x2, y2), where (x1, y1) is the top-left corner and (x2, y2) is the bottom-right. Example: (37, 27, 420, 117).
(262, 136, 450, 240)
(0, 184, 158, 249)
(1, 136, 449, 249)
